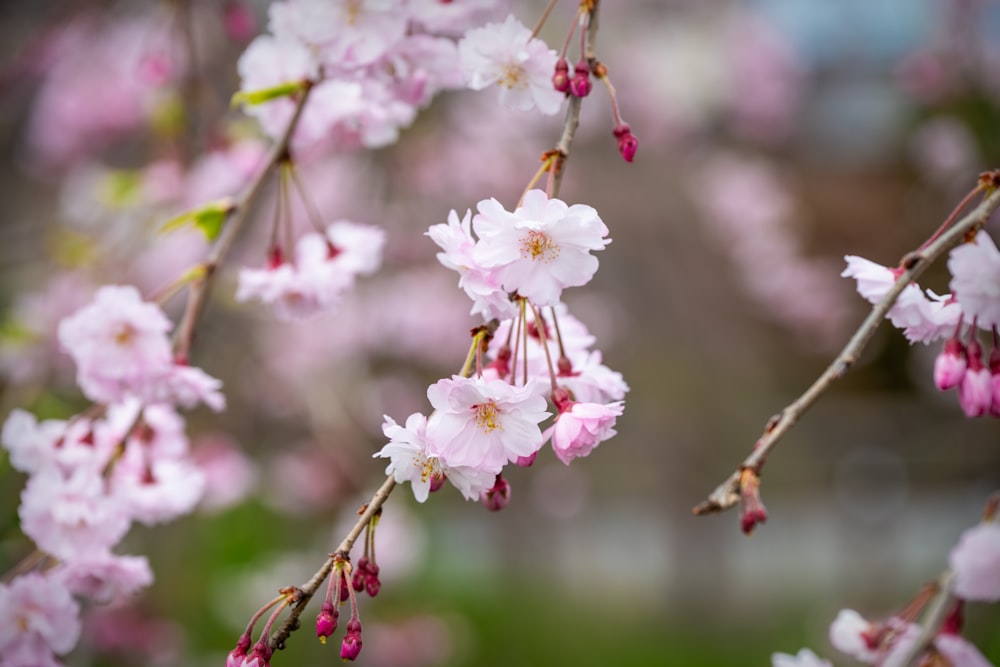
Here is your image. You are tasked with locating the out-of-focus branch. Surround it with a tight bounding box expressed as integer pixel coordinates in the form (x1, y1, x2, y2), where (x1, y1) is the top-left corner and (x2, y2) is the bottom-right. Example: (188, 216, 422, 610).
(173, 85, 312, 361)
(881, 571, 955, 667)
(693, 179, 1000, 518)
(267, 475, 396, 651)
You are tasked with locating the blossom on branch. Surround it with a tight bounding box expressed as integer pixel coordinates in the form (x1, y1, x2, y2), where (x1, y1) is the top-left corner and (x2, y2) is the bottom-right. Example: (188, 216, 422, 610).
(949, 230, 1000, 330)
(949, 521, 1000, 602)
(458, 14, 565, 115)
(473, 190, 611, 307)
(425, 375, 549, 474)
(0, 572, 81, 667)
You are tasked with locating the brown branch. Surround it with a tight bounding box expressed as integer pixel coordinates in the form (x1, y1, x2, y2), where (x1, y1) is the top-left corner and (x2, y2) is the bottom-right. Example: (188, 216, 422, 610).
(881, 571, 955, 667)
(267, 475, 397, 651)
(693, 183, 1000, 517)
(173, 85, 312, 361)
(550, 0, 599, 198)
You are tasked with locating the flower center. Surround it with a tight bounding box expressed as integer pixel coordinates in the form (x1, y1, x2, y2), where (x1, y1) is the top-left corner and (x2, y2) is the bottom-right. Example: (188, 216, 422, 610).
(474, 400, 502, 433)
(519, 231, 559, 262)
(499, 63, 526, 90)
(416, 454, 440, 483)
(114, 323, 136, 346)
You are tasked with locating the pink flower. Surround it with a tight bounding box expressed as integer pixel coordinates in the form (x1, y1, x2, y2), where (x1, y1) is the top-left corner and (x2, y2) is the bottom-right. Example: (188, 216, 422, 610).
(933, 337, 967, 391)
(949, 231, 1000, 329)
(57, 285, 173, 404)
(324, 221, 386, 276)
(932, 632, 993, 667)
(959, 338, 993, 417)
(427, 209, 516, 321)
(473, 190, 611, 307)
(1, 409, 69, 474)
(425, 375, 549, 474)
(841, 257, 960, 343)
(375, 412, 495, 502)
(458, 15, 565, 115)
(547, 398, 624, 465)
(408, 0, 505, 35)
(771, 648, 832, 667)
(949, 522, 1000, 602)
(52, 551, 153, 603)
(829, 609, 878, 663)
(20, 465, 131, 561)
(0, 572, 81, 665)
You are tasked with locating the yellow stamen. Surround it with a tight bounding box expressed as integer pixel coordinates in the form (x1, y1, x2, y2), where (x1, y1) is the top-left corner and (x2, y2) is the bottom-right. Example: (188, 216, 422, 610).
(520, 231, 559, 262)
(474, 400, 502, 433)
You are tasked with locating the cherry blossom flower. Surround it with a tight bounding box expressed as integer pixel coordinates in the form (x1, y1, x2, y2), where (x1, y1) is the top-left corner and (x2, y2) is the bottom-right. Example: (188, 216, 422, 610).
(931, 632, 994, 667)
(829, 608, 879, 663)
(58, 285, 173, 404)
(458, 15, 565, 115)
(841, 257, 959, 343)
(269, 0, 407, 68)
(949, 521, 1000, 602)
(19, 465, 131, 562)
(427, 209, 516, 320)
(408, 0, 506, 35)
(1, 409, 71, 474)
(374, 412, 495, 501)
(473, 190, 610, 307)
(547, 396, 624, 465)
(424, 375, 549, 474)
(771, 648, 832, 667)
(52, 551, 153, 603)
(949, 230, 1000, 330)
(0, 572, 81, 667)
(934, 337, 967, 391)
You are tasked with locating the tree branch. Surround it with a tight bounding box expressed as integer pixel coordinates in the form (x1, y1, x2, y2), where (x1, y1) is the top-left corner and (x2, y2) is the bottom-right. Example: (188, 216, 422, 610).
(693, 183, 1000, 517)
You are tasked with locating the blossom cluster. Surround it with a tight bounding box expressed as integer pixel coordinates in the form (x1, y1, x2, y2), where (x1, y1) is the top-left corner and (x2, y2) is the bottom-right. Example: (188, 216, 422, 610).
(0, 285, 223, 666)
(842, 229, 1000, 417)
(375, 192, 627, 504)
(237, 0, 570, 152)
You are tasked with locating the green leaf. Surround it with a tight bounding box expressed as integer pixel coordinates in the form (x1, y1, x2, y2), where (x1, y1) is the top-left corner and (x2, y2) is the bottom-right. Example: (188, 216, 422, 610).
(231, 80, 306, 107)
(160, 199, 233, 241)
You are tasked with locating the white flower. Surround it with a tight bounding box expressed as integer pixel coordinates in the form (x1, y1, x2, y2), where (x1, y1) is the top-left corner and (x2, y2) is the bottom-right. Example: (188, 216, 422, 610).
(374, 413, 494, 502)
(949, 230, 1000, 329)
(458, 14, 565, 114)
(473, 190, 610, 307)
(829, 608, 878, 663)
(949, 522, 1000, 602)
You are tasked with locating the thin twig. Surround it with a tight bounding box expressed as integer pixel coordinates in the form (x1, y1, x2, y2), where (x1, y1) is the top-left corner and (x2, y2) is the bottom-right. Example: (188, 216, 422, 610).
(550, 0, 599, 198)
(267, 475, 397, 651)
(693, 184, 1000, 516)
(881, 571, 955, 667)
(173, 86, 312, 360)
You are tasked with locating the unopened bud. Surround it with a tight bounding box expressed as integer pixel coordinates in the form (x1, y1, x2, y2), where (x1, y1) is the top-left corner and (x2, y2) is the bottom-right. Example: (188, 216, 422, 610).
(516, 451, 538, 468)
(933, 337, 967, 391)
(552, 58, 571, 93)
(613, 123, 638, 163)
(226, 633, 252, 667)
(738, 468, 767, 535)
(481, 475, 512, 511)
(569, 60, 592, 97)
(340, 618, 363, 661)
(958, 337, 992, 417)
(316, 600, 339, 643)
(364, 562, 381, 598)
(352, 556, 369, 592)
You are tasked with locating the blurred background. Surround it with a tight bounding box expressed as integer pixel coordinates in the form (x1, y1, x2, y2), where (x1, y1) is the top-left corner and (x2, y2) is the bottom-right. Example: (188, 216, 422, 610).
(0, 0, 999, 665)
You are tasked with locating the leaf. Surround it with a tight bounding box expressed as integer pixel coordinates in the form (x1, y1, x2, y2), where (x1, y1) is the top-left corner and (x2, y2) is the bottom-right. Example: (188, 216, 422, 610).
(160, 199, 234, 241)
(231, 80, 306, 107)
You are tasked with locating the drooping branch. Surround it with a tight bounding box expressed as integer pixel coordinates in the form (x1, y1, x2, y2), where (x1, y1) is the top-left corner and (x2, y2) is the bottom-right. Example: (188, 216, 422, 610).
(173, 84, 313, 361)
(693, 178, 1000, 518)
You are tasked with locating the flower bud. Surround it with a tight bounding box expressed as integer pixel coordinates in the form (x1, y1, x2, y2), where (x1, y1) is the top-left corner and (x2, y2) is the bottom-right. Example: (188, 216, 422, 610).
(340, 618, 363, 661)
(958, 338, 991, 417)
(569, 60, 592, 97)
(613, 123, 638, 163)
(226, 632, 252, 667)
(316, 600, 339, 643)
(516, 451, 538, 468)
(738, 468, 767, 535)
(933, 337, 967, 391)
(552, 58, 570, 93)
(364, 562, 381, 598)
(481, 474, 511, 511)
(352, 556, 369, 592)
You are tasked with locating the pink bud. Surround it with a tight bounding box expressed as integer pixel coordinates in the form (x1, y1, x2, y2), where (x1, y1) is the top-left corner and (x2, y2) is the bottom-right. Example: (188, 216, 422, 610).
(738, 469, 767, 535)
(364, 562, 380, 598)
(515, 451, 537, 468)
(480, 474, 511, 511)
(959, 338, 992, 417)
(569, 60, 591, 97)
(990, 336, 1000, 417)
(352, 556, 369, 592)
(340, 619, 363, 661)
(226, 633, 252, 667)
(551, 386, 574, 413)
(316, 600, 338, 642)
(552, 58, 570, 93)
(429, 473, 447, 493)
(933, 338, 967, 391)
(613, 123, 638, 162)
